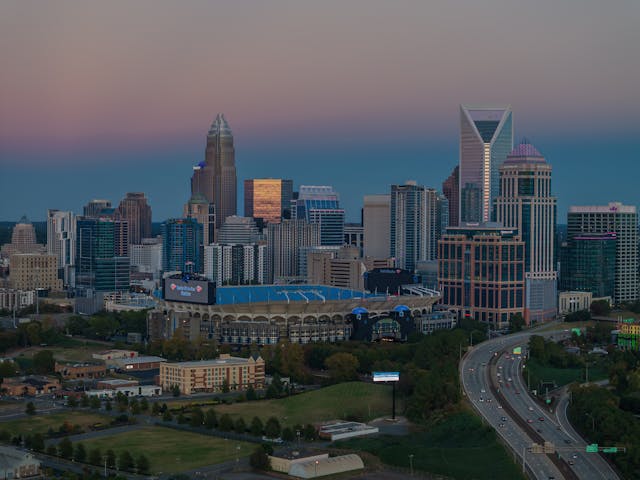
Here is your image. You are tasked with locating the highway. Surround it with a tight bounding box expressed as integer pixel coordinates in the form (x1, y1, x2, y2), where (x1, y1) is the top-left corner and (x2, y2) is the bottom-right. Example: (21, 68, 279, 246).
(460, 328, 619, 480)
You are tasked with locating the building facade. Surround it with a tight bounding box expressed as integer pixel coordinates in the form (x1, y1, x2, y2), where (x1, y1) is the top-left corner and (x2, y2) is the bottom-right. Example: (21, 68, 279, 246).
(438, 225, 525, 328)
(459, 105, 513, 223)
(292, 186, 345, 246)
(567, 203, 638, 304)
(161, 218, 203, 273)
(363, 194, 390, 259)
(494, 142, 557, 323)
(560, 233, 616, 298)
(130, 238, 163, 278)
(204, 243, 268, 285)
(244, 178, 293, 224)
(47, 209, 76, 287)
(217, 216, 261, 245)
(83, 199, 113, 218)
(115, 192, 152, 245)
(10, 254, 62, 291)
(1, 216, 45, 258)
(442, 165, 460, 227)
(183, 193, 216, 246)
(266, 219, 320, 282)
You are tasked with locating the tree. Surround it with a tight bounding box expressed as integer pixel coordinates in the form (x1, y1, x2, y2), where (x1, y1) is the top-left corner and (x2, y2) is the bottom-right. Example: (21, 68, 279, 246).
(80, 394, 90, 408)
(118, 450, 134, 471)
(281, 427, 294, 442)
(204, 408, 217, 429)
(250, 416, 264, 436)
(88, 448, 102, 466)
(324, 352, 359, 383)
(31, 433, 44, 452)
(218, 413, 234, 431)
(590, 299, 611, 317)
(0, 360, 18, 378)
(246, 385, 257, 401)
(249, 447, 270, 470)
(106, 449, 116, 469)
(303, 424, 317, 441)
(177, 412, 187, 424)
(190, 407, 204, 427)
(162, 410, 173, 422)
(32, 350, 55, 374)
(67, 396, 78, 408)
(509, 313, 525, 332)
(46, 445, 57, 456)
(136, 454, 150, 474)
(129, 398, 140, 415)
(58, 437, 73, 459)
(139, 397, 149, 412)
(171, 385, 181, 397)
(234, 417, 246, 434)
(221, 378, 230, 393)
(89, 395, 101, 409)
(25, 401, 36, 415)
(151, 402, 161, 416)
(264, 417, 281, 439)
(74, 443, 87, 463)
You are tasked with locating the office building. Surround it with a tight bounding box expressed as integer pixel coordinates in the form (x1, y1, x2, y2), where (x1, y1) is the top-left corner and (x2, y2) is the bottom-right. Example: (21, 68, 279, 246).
(390, 182, 439, 271)
(1, 216, 45, 257)
(83, 199, 113, 218)
(266, 219, 320, 282)
(560, 233, 616, 299)
(459, 105, 513, 223)
(363, 194, 390, 259)
(438, 225, 525, 328)
(161, 218, 203, 273)
(244, 178, 293, 224)
(204, 243, 268, 286)
(442, 165, 460, 227)
(344, 223, 364, 256)
(115, 192, 152, 245)
(292, 186, 345, 246)
(183, 193, 216, 245)
(130, 238, 163, 278)
(0, 288, 35, 311)
(567, 203, 638, 304)
(495, 141, 557, 323)
(217, 216, 261, 245)
(46, 209, 76, 286)
(9, 254, 62, 292)
(191, 114, 237, 228)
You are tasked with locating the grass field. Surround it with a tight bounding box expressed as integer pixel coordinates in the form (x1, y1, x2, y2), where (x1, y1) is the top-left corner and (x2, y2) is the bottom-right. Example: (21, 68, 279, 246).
(13, 339, 110, 363)
(0, 411, 111, 437)
(210, 382, 394, 427)
(81, 427, 254, 474)
(525, 358, 608, 390)
(336, 410, 524, 480)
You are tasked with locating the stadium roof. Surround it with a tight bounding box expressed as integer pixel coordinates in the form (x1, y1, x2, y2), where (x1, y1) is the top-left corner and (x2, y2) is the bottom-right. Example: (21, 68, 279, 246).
(215, 285, 385, 305)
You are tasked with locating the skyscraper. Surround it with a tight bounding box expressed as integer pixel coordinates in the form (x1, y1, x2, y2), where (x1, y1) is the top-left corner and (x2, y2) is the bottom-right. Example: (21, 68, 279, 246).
(560, 233, 616, 298)
(567, 203, 638, 304)
(390, 182, 439, 271)
(442, 165, 459, 227)
(292, 186, 345, 246)
(244, 178, 293, 224)
(83, 199, 113, 218)
(191, 114, 237, 228)
(363, 194, 390, 259)
(266, 219, 320, 282)
(1, 216, 45, 257)
(183, 193, 216, 245)
(495, 141, 557, 323)
(459, 105, 513, 223)
(115, 192, 152, 245)
(47, 209, 76, 287)
(161, 218, 203, 274)
(217, 216, 261, 245)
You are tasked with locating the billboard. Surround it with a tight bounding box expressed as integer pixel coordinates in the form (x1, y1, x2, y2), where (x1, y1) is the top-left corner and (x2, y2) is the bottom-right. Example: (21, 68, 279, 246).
(373, 371, 400, 382)
(163, 278, 215, 305)
(365, 268, 418, 294)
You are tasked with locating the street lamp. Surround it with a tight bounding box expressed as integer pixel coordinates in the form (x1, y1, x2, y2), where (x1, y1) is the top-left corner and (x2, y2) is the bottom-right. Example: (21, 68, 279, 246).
(585, 412, 595, 431)
(315, 460, 319, 477)
(408, 454, 414, 476)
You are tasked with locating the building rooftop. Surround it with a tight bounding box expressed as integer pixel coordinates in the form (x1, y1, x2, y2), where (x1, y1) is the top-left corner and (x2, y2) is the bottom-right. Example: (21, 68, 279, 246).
(115, 356, 165, 365)
(505, 141, 545, 163)
(215, 285, 385, 305)
(165, 355, 259, 368)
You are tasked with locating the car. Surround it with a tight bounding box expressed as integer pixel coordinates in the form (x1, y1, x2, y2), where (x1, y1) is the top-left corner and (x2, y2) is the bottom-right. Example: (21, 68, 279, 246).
(568, 460, 575, 466)
(539, 417, 544, 421)
(481, 362, 487, 366)
(536, 429, 542, 433)
(508, 377, 512, 382)
(497, 404, 503, 409)
(499, 423, 505, 428)
(498, 365, 503, 370)
(497, 372, 501, 377)
(528, 406, 534, 411)
(479, 397, 484, 402)
(572, 454, 578, 459)
(481, 388, 486, 393)
(564, 439, 572, 444)
(527, 419, 533, 423)
(515, 390, 520, 394)
(501, 416, 507, 421)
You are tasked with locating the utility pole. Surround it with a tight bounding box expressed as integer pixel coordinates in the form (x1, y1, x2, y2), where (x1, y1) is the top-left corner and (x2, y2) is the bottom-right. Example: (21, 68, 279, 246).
(409, 454, 414, 476)
(522, 445, 526, 474)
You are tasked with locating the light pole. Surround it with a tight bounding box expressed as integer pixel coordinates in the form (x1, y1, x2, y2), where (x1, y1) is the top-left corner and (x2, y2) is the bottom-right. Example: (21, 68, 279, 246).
(585, 412, 595, 431)
(314, 460, 319, 477)
(408, 454, 414, 476)
(522, 445, 526, 474)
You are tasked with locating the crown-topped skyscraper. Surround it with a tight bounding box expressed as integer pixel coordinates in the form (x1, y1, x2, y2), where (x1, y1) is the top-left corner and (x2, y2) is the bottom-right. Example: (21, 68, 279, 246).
(191, 114, 237, 229)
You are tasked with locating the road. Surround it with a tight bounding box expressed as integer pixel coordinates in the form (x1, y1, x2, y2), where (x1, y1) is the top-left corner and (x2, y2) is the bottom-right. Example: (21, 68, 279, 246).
(460, 328, 619, 480)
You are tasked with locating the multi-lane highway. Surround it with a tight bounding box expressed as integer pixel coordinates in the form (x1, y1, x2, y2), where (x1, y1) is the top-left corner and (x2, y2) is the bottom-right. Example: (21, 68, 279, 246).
(461, 328, 619, 480)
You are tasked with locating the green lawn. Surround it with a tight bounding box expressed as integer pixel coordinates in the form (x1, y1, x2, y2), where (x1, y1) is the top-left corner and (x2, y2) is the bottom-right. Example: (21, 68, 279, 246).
(81, 427, 254, 474)
(0, 411, 111, 437)
(212, 382, 393, 427)
(525, 358, 607, 390)
(336, 411, 524, 480)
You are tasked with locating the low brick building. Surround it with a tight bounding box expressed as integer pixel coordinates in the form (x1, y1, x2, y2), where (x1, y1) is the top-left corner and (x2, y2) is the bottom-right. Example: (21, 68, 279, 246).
(159, 353, 265, 395)
(55, 362, 106, 379)
(112, 355, 166, 371)
(2, 376, 60, 396)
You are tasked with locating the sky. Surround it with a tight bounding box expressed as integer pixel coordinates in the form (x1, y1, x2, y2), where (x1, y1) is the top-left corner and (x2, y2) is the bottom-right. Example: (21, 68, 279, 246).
(1, 0, 639, 223)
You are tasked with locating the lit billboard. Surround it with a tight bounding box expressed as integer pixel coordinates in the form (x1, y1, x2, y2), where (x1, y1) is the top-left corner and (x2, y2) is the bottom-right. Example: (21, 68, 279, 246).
(373, 371, 400, 382)
(163, 278, 215, 305)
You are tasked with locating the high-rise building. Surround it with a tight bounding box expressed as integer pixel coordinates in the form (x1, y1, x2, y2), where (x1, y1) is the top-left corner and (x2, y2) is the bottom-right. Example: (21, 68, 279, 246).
(363, 194, 390, 259)
(459, 105, 513, 223)
(75, 218, 130, 292)
(1, 216, 45, 257)
(10, 254, 62, 292)
(191, 114, 237, 228)
(217, 216, 261, 245)
(161, 218, 203, 274)
(244, 179, 293, 224)
(47, 210, 76, 287)
(390, 182, 439, 271)
(266, 219, 320, 283)
(495, 142, 557, 323)
(83, 200, 113, 218)
(292, 186, 345, 246)
(567, 203, 638, 304)
(130, 238, 163, 279)
(438, 225, 525, 328)
(115, 192, 152, 245)
(204, 243, 268, 286)
(183, 193, 216, 245)
(442, 166, 460, 227)
(560, 233, 616, 298)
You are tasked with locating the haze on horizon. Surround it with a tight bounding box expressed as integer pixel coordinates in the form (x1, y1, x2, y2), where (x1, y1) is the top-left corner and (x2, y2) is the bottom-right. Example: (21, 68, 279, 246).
(1, 0, 639, 222)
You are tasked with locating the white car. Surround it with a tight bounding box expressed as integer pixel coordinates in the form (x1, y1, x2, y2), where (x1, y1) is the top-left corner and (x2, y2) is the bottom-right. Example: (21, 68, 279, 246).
(481, 388, 486, 393)
(528, 406, 534, 411)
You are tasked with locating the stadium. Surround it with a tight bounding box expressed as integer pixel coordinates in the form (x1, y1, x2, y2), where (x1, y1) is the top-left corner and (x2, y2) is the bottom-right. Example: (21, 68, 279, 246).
(148, 283, 440, 345)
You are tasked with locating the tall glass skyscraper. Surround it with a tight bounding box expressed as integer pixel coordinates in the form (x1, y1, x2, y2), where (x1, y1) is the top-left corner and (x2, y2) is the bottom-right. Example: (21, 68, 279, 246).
(459, 105, 513, 223)
(560, 233, 616, 298)
(495, 141, 557, 323)
(244, 178, 293, 224)
(292, 186, 345, 246)
(191, 114, 236, 228)
(161, 218, 203, 274)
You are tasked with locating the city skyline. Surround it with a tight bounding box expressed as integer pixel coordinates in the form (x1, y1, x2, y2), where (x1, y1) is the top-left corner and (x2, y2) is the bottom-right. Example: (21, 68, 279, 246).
(1, 1, 639, 221)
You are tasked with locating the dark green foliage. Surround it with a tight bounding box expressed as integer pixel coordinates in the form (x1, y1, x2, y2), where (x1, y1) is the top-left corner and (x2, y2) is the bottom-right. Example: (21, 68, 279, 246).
(509, 313, 525, 332)
(250, 416, 263, 436)
(234, 417, 246, 434)
(162, 410, 173, 422)
(58, 437, 73, 459)
(32, 350, 55, 374)
(281, 427, 294, 442)
(88, 448, 101, 466)
(204, 408, 217, 428)
(246, 385, 257, 401)
(106, 449, 116, 469)
(565, 309, 591, 322)
(590, 299, 611, 316)
(25, 401, 36, 415)
(249, 447, 270, 470)
(218, 413, 233, 431)
(31, 433, 44, 452)
(74, 442, 86, 463)
(89, 395, 101, 409)
(190, 407, 204, 427)
(264, 417, 280, 439)
(303, 424, 317, 441)
(136, 454, 150, 474)
(118, 450, 134, 471)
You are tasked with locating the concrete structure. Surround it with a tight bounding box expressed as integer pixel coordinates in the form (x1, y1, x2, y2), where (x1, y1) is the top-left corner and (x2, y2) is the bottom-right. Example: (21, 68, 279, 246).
(112, 355, 166, 371)
(1, 216, 45, 258)
(161, 218, 203, 274)
(567, 203, 638, 304)
(86, 384, 162, 398)
(288, 454, 364, 478)
(363, 194, 390, 259)
(217, 216, 261, 245)
(244, 178, 293, 224)
(438, 224, 525, 328)
(0, 446, 41, 479)
(390, 181, 440, 271)
(417, 309, 458, 335)
(96, 378, 139, 389)
(442, 165, 460, 227)
(292, 186, 345, 246)
(0, 288, 35, 311)
(459, 105, 513, 223)
(204, 243, 268, 286)
(130, 238, 163, 278)
(495, 141, 557, 323)
(83, 199, 112, 218)
(92, 349, 138, 362)
(115, 192, 152, 245)
(46, 209, 76, 287)
(55, 362, 106, 380)
(558, 291, 592, 315)
(159, 354, 264, 394)
(1, 376, 60, 396)
(560, 232, 616, 299)
(9, 254, 62, 292)
(267, 219, 320, 283)
(191, 114, 237, 228)
(318, 421, 379, 441)
(343, 223, 364, 256)
(269, 452, 329, 475)
(183, 193, 216, 246)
